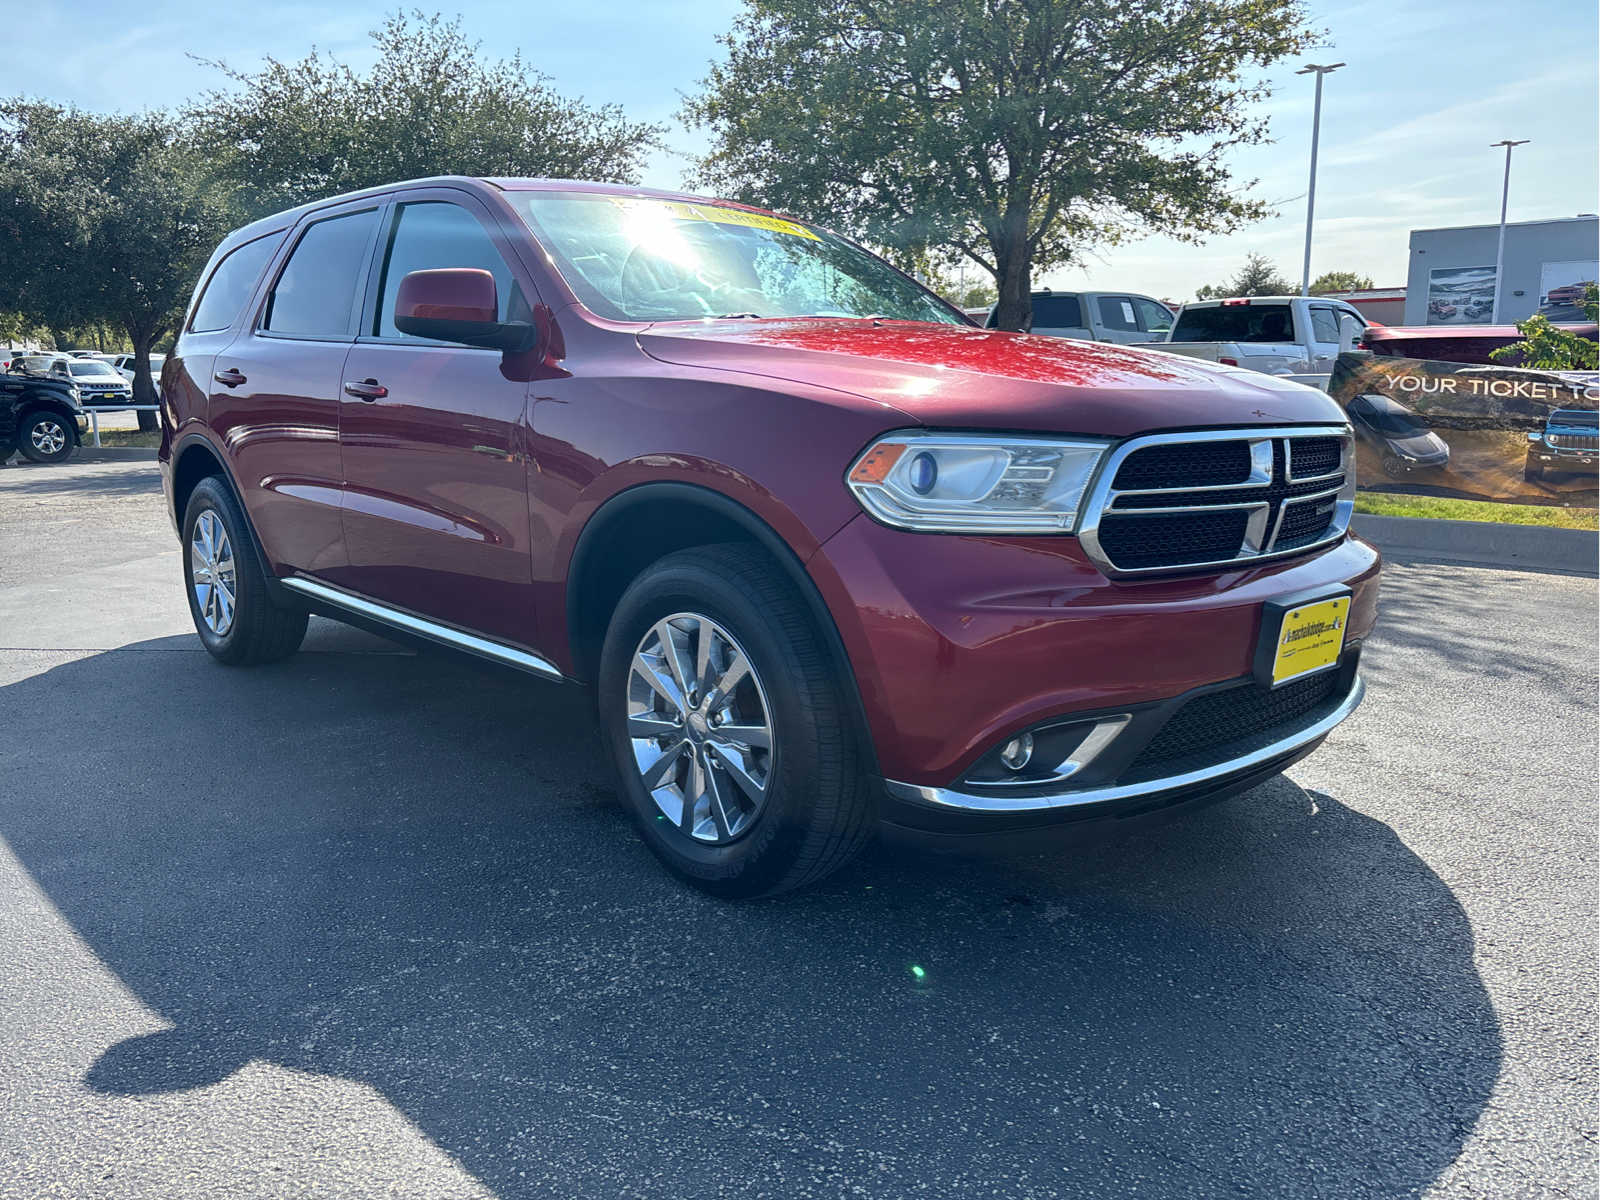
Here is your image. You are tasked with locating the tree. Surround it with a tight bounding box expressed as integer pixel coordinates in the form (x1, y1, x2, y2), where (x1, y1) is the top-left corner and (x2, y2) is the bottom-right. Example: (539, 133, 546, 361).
(683, 0, 1318, 330)
(191, 10, 663, 221)
(1490, 284, 1599, 370)
(1194, 253, 1296, 299)
(1310, 270, 1374, 294)
(0, 102, 235, 426)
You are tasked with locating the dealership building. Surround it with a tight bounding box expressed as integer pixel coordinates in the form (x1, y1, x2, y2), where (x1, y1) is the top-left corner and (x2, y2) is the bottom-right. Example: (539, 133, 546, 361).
(1403, 214, 1598, 326)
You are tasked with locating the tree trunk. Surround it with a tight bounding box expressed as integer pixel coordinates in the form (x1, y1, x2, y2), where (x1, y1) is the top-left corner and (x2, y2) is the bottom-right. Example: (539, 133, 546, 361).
(990, 239, 1034, 332)
(127, 327, 160, 433)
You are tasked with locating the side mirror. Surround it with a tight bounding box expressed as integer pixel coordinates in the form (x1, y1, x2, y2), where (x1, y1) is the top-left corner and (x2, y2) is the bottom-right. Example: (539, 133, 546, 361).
(393, 268, 538, 353)
(1337, 313, 1365, 351)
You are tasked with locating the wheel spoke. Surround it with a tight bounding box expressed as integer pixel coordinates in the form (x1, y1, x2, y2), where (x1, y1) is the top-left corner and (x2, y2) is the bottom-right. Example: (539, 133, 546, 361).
(655, 619, 698, 701)
(702, 750, 735, 840)
(633, 651, 686, 715)
(638, 740, 685, 791)
(707, 741, 766, 803)
(695, 621, 715, 696)
(709, 650, 749, 706)
(681, 752, 705, 832)
(713, 722, 770, 750)
(627, 712, 680, 740)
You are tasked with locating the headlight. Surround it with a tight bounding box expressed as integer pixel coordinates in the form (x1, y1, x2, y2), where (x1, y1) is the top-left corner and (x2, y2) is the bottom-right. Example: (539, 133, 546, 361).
(846, 431, 1109, 533)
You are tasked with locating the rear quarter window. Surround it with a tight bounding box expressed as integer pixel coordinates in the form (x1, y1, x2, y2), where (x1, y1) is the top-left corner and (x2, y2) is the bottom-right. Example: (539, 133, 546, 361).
(189, 233, 281, 334)
(1031, 294, 1084, 329)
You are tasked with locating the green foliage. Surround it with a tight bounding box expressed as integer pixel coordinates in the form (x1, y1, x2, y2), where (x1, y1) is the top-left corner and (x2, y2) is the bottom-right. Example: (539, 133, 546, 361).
(683, 0, 1320, 330)
(1488, 287, 1599, 371)
(190, 10, 663, 220)
(0, 101, 235, 417)
(1195, 253, 1296, 299)
(1310, 270, 1374, 294)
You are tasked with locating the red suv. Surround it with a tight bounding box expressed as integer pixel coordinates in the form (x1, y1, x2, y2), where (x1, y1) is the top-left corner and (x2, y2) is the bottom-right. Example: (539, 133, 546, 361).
(160, 177, 1380, 896)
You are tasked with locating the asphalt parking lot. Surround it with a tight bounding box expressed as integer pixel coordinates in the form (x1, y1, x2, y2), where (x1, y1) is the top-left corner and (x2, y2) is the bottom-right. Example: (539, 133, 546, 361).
(1, 456, 1595, 1199)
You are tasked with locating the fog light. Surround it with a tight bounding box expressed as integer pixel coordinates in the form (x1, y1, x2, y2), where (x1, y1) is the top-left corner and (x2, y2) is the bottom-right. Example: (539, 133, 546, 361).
(999, 733, 1034, 771)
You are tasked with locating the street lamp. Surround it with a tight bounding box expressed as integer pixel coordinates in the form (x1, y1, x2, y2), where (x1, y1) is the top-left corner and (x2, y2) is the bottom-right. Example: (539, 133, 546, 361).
(1297, 62, 1344, 297)
(1490, 139, 1530, 323)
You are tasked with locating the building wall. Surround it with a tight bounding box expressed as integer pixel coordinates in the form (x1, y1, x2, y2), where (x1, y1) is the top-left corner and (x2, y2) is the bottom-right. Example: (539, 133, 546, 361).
(1404, 216, 1598, 325)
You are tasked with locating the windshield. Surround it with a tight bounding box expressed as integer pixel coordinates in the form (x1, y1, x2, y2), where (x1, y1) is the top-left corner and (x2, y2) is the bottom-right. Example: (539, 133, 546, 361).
(511, 191, 964, 326)
(1550, 409, 1598, 429)
(1354, 395, 1428, 436)
(1171, 303, 1298, 344)
(66, 361, 118, 378)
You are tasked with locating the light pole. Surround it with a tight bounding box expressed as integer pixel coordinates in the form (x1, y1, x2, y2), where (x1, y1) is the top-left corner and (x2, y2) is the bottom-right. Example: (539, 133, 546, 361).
(1490, 139, 1529, 323)
(1297, 62, 1344, 297)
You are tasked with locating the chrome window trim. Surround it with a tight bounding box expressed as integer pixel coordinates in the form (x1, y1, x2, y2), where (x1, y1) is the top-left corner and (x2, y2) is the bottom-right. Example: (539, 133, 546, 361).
(1077, 425, 1354, 578)
(280, 576, 564, 681)
(885, 676, 1364, 814)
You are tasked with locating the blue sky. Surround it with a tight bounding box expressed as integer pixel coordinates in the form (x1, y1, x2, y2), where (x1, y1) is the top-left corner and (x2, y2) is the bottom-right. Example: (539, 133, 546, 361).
(11, 0, 1598, 300)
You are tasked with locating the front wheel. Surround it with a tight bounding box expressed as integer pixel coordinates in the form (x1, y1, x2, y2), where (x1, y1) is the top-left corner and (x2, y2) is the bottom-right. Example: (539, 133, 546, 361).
(182, 477, 307, 666)
(16, 409, 75, 463)
(598, 545, 876, 898)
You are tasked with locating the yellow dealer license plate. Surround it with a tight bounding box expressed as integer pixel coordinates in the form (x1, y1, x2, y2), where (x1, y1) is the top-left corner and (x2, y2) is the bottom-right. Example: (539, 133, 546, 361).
(1269, 596, 1349, 686)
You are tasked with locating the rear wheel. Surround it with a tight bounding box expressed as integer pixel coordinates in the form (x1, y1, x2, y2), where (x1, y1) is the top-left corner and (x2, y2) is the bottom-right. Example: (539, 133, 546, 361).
(598, 545, 876, 898)
(16, 409, 74, 463)
(182, 477, 307, 665)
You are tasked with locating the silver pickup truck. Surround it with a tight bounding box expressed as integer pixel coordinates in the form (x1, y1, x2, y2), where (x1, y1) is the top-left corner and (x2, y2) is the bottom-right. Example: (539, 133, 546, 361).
(1152, 296, 1369, 384)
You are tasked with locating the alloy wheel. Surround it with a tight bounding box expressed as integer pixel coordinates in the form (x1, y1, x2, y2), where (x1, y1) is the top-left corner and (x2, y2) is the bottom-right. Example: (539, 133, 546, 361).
(189, 510, 237, 637)
(626, 612, 775, 844)
(29, 418, 66, 456)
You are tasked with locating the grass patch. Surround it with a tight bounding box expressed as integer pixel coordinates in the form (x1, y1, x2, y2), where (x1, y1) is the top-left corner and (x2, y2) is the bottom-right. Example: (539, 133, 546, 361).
(1355, 492, 1598, 530)
(84, 429, 159, 448)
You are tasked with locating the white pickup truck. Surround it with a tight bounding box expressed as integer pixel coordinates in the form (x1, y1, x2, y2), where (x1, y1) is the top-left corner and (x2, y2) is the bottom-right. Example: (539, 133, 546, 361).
(1152, 296, 1369, 384)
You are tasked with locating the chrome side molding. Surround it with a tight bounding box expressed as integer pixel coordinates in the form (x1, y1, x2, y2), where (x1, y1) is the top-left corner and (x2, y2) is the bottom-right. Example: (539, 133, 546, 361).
(280, 576, 564, 682)
(885, 675, 1364, 814)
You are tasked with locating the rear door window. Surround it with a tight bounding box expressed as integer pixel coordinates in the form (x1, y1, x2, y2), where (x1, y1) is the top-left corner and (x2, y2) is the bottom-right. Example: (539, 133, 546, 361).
(263, 209, 381, 338)
(1031, 294, 1083, 329)
(1096, 296, 1140, 333)
(373, 201, 528, 339)
(1308, 307, 1341, 343)
(189, 234, 280, 334)
(1133, 298, 1173, 334)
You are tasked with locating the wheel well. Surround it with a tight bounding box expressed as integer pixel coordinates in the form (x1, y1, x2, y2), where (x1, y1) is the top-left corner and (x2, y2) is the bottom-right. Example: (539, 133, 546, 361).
(172, 440, 226, 523)
(565, 484, 879, 776)
(17, 403, 79, 444)
(567, 490, 764, 683)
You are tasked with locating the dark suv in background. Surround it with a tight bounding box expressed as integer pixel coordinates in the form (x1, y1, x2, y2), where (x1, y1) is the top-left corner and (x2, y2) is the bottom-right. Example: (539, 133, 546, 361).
(161, 176, 1380, 896)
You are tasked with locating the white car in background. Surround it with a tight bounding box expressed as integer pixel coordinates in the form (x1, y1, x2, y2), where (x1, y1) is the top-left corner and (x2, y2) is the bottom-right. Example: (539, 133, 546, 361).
(109, 353, 165, 388)
(49, 356, 134, 407)
(984, 289, 1175, 344)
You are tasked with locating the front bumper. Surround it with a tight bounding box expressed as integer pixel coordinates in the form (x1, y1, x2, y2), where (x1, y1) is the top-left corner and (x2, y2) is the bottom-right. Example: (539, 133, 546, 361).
(882, 667, 1363, 833)
(1529, 449, 1599, 474)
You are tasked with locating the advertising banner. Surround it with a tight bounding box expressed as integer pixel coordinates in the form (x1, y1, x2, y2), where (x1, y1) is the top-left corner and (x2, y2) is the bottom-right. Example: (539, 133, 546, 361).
(1327, 353, 1599, 506)
(1424, 265, 1497, 325)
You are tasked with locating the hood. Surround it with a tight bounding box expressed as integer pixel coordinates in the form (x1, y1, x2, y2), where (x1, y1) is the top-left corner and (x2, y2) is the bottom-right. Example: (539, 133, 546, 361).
(1390, 430, 1449, 460)
(636, 318, 1345, 436)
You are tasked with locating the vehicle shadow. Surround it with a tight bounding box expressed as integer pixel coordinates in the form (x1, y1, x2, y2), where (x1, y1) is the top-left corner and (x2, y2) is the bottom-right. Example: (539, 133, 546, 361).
(0, 638, 1499, 1198)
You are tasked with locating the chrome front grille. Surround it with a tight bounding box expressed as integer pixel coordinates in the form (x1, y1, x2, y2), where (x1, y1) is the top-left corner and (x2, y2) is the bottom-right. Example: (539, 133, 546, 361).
(1078, 426, 1354, 577)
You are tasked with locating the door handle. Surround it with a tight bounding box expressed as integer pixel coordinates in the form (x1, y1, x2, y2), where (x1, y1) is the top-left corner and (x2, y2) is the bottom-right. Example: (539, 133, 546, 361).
(343, 379, 388, 401)
(213, 368, 247, 387)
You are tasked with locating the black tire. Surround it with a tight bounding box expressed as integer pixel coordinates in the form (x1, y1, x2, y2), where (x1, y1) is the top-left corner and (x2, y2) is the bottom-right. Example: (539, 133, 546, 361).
(598, 544, 876, 898)
(1380, 451, 1406, 478)
(181, 476, 307, 666)
(1524, 461, 1545, 481)
(16, 408, 75, 463)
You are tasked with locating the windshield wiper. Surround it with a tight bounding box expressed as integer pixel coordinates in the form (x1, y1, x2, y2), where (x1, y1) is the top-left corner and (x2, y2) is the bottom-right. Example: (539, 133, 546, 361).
(713, 312, 765, 320)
